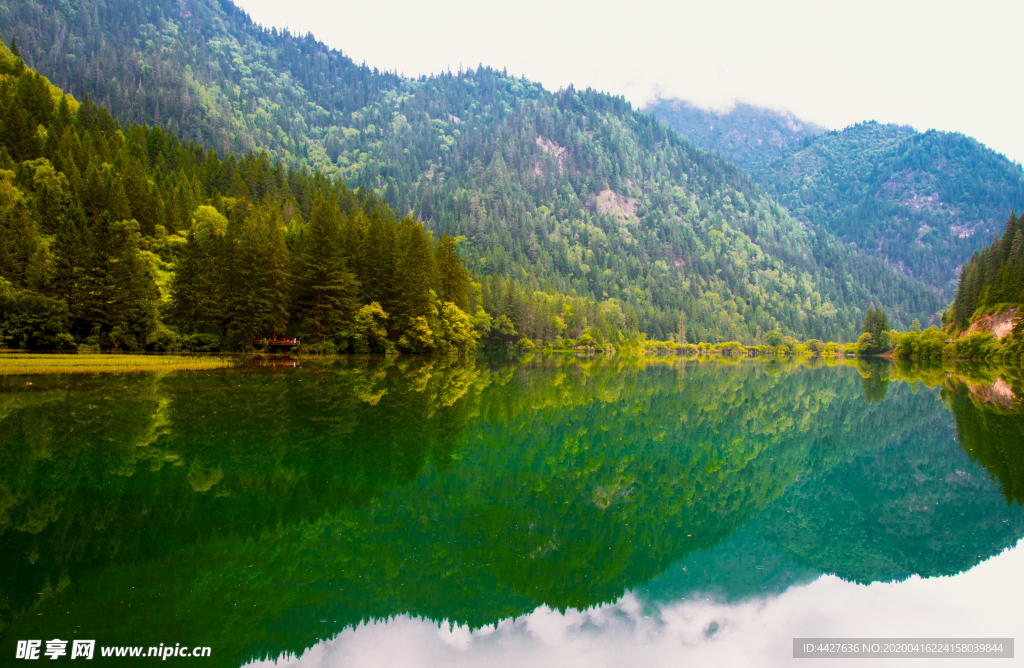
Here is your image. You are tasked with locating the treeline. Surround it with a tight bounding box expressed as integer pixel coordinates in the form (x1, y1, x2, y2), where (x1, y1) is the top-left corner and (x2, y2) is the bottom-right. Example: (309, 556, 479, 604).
(952, 210, 1024, 326)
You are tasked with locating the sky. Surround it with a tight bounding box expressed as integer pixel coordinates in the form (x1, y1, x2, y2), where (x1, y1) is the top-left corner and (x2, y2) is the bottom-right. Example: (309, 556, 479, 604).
(233, 0, 1024, 164)
(249, 544, 1024, 668)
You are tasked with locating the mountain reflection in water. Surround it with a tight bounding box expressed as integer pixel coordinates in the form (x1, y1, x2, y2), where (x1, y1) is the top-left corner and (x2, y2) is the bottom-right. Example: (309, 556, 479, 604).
(0, 358, 1021, 666)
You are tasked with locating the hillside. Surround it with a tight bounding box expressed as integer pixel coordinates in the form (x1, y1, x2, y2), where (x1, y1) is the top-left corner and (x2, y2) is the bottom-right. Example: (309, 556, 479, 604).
(757, 123, 1024, 294)
(0, 0, 947, 346)
(642, 98, 824, 170)
(648, 100, 1024, 295)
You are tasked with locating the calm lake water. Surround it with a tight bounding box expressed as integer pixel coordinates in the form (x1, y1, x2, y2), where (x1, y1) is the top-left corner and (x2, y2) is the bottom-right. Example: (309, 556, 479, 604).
(1, 358, 1022, 667)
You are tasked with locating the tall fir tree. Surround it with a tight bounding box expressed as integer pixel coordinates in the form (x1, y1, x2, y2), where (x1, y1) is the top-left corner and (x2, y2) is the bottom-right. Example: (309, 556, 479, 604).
(293, 191, 359, 342)
(435, 233, 469, 309)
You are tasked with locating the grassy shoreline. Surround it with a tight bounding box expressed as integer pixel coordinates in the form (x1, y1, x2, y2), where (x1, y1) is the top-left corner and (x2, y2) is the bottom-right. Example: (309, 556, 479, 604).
(0, 352, 235, 375)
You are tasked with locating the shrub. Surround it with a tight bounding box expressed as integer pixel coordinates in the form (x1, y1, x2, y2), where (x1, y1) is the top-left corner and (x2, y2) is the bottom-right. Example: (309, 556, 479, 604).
(303, 340, 337, 356)
(182, 333, 224, 353)
(347, 302, 389, 354)
(145, 324, 180, 352)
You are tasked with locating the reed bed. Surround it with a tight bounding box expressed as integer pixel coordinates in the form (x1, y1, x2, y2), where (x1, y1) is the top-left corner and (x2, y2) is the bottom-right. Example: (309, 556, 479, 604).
(0, 352, 234, 375)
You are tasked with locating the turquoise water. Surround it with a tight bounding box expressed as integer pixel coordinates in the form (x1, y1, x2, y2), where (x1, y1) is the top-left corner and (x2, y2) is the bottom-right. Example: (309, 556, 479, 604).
(0, 358, 1021, 666)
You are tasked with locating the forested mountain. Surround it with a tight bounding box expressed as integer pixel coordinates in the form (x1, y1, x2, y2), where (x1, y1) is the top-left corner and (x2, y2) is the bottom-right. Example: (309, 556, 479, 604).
(0, 0, 947, 348)
(649, 101, 1024, 295)
(642, 98, 823, 170)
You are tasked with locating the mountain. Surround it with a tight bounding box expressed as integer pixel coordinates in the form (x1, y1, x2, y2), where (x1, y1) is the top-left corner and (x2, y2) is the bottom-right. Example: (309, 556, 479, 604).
(642, 98, 824, 170)
(757, 123, 1024, 294)
(648, 100, 1024, 295)
(0, 0, 947, 347)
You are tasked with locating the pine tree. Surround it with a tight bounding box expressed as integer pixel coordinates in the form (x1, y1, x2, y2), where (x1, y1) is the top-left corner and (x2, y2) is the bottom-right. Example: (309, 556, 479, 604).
(293, 191, 359, 341)
(228, 207, 274, 347)
(392, 216, 433, 328)
(82, 215, 157, 349)
(435, 233, 469, 309)
(361, 209, 396, 309)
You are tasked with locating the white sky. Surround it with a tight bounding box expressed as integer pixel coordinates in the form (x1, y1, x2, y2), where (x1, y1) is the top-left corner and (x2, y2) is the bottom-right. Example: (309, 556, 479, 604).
(234, 0, 1024, 164)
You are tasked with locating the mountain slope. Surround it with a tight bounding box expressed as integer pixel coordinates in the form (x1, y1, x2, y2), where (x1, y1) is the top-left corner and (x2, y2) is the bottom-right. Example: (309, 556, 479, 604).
(757, 123, 1024, 293)
(649, 100, 1024, 295)
(0, 0, 947, 342)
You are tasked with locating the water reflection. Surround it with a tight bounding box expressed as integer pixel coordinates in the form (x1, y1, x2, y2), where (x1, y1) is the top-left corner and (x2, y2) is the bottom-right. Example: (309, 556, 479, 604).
(0, 359, 1021, 666)
(250, 546, 1024, 668)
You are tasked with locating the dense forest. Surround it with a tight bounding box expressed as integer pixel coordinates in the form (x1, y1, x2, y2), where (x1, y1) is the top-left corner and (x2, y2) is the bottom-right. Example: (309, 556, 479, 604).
(650, 103, 1024, 295)
(0, 0, 948, 348)
(0, 42, 493, 353)
(0, 41, 655, 353)
(952, 210, 1024, 327)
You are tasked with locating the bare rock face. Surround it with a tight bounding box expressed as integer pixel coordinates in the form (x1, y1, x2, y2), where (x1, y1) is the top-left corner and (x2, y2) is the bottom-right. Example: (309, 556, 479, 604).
(963, 307, 1019, 340)
(968, 378, 1017, 409)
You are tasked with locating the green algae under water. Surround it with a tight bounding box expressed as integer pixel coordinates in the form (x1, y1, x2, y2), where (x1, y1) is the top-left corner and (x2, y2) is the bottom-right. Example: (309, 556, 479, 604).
(0, 358, 1022, 666)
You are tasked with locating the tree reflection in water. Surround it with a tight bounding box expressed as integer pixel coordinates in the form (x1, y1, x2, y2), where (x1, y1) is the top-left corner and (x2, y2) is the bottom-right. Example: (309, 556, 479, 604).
(0, 358, 1020, 666)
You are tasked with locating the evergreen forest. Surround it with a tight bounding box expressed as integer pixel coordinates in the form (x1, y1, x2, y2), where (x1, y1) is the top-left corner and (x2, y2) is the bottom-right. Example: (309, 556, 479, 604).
(0, 0, 950, 350)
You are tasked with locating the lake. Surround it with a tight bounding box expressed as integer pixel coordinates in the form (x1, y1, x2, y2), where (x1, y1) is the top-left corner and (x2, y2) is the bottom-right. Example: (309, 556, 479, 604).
(1, 357, 1021, 666)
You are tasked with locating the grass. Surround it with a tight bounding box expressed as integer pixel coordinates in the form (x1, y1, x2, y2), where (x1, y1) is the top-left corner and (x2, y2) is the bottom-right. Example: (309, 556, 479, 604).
(0, 352, 234, 375)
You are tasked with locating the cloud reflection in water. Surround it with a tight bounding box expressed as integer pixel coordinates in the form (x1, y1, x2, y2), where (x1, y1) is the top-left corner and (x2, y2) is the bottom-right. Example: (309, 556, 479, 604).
(250, 545, 1024, 668)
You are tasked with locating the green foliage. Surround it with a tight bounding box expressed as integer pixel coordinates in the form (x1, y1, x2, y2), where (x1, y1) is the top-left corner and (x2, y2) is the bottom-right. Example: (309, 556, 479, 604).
(346, 302, 389, 354)
(0, 46, 501, 353)
(0, 276, 74, 349)
(434, 298, 479, 356)
(292, 192, 359, 342)
(859, 305, 891, 355)
(893, 326, 948, 360)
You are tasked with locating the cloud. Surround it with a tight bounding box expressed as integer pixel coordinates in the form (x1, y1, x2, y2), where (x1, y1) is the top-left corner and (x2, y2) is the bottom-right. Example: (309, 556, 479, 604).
(247, 544, 1023, 668)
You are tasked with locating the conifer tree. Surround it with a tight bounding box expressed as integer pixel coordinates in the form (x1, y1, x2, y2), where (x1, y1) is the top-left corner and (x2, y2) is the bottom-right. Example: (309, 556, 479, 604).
(293, 191, 359, 341)
(228, 206, 274, 346)
(392, 216, 433, 328)
(82, 215, 158, 349)
(435, 233, 469, 309)
(262, 200, 291, 338)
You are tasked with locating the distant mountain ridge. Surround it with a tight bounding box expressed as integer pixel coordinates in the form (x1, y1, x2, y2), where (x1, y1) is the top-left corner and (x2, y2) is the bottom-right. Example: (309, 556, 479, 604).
(642, 98, 825, 169)
(648, 99, 1024, 295)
